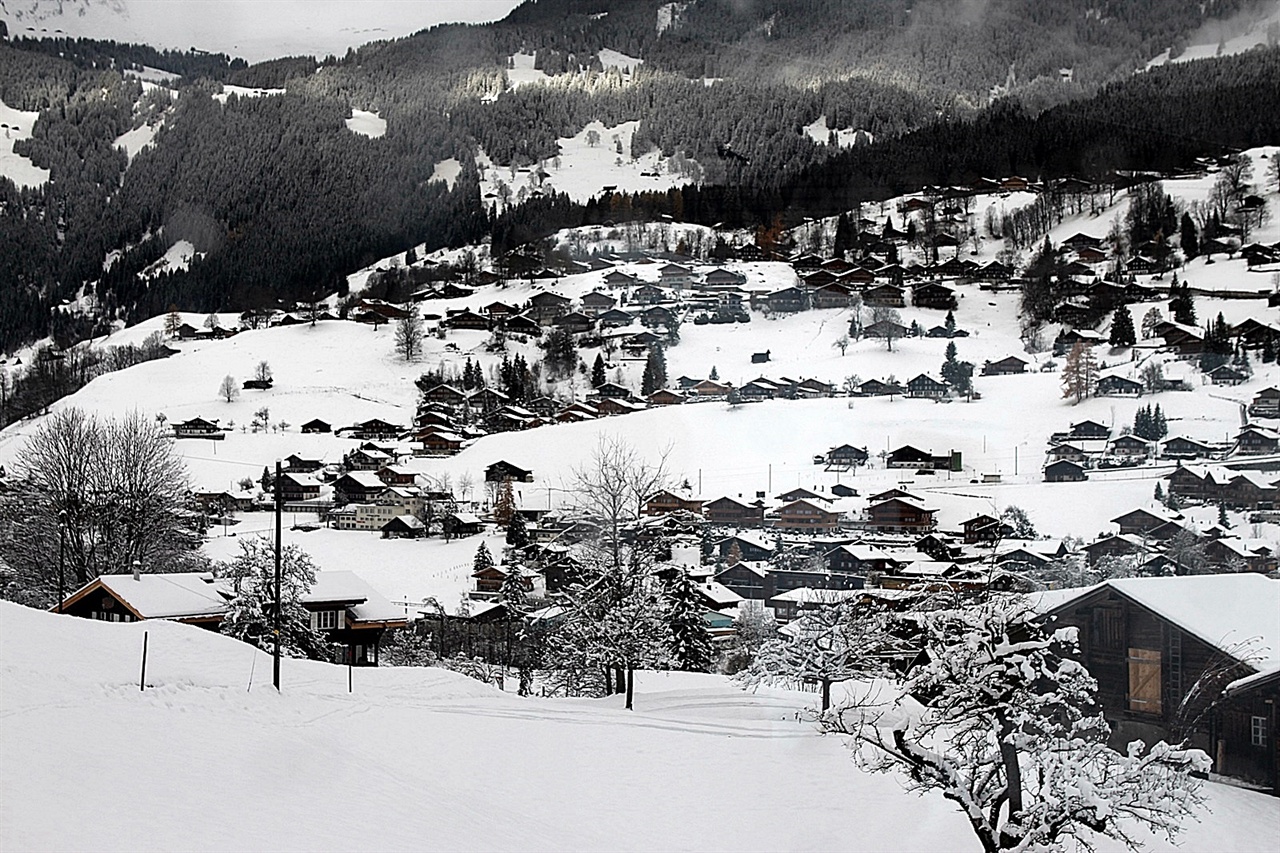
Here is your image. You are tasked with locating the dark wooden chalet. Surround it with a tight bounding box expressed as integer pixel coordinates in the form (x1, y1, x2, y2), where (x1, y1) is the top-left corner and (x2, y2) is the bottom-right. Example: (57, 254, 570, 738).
(1068, 420, 1110, 440)
(1236, 424, 1280, 455)
(553, 311, 595, 334)
(381, 515, 426, 539)
(864, 283, 905, 307)
(866, 497, 937, 534)
(442, 512, 482, 538)
(300, 419, 331, 434)
(1098, 375, 1144, 397)
(333, 472, 387, 504)
(1043, 575, 1280, 789)
(579, 291, 617, 316)
(768, 287, 808, 313)
(1044, 460, 1087, 482)
(597, 308, 634, 328)
(827, 444, 869, 467)
(704, 496, 766, 527)
(527, 291, 572, 324)
(1109, 434, 1152, 458)
(486, 461, 533, 483)
(887, 445, 934, 468)
(445, 309, 491, 330)
(646, 389, 685, 406)
(981, 355, 1027, 376)
(277, 472, 322, 502)
(961, 514, 1012, 544)
(643, 490, 704, 516)
(912, 282, 957, 310)
(172, 417, 221, 438)
(1247, 387, 1280, 420)
(344, 418, 403, 440)
(1160, 436, 1215, 460)
(284, 454, 324, 473)
(906, 374, 950, 399)
(1111, 508, 1178, 537)
(857, 378, 903, 397)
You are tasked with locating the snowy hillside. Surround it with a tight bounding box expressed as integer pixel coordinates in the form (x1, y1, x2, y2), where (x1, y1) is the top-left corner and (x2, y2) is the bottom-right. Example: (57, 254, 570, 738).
(0, 96, 49, 188)
(3, 601, 1278, 852)
(0, 0, 526, 63)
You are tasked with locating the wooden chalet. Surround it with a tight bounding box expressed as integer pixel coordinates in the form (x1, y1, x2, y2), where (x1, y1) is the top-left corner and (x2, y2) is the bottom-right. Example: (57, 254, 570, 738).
(1043, 575, 1280, 791)
(643, 490, 704, 517)
(862, 319, 908, 340)
(981, 355, 1027, 376)
(1098, 375, 1144, 396)
(767, 287, 808, 313)
(646, 388, 686, 406)
(716, 532, 776, 562)
(1208, 365, 1248, 386)
(343, 418, 403, 440)
(906, 374, 950, 399)
(485, 460, 533, 483)
(1111, 508, 1179, 537)
(579, 291, 617, 316)
(866, 497, 937, 534)
(444, 309, 491, 330)
(704, 496, 766, 528)
(1248, 387, 1280, 420)
(1109, 434, 1151, 458)
(300, 419, 331, 434)
(1161, 436, 1216, 460)
(172, 417, 221, 438)
(864, 283, 905, 307)
(527, 291, 572, 324)
(420, 384, 467, 407)
(1046, 443, 1086, 463)
(502, 314, 542, 335)
(1068, 420, 1110, 440)
(689, 379, 732, 399)
(1236, 424, 1280, 456)
(277, 472, 322, 502)
(961, 514, 1011, 544)
(57, 570, 406, 665)
(886, 445, 935, 469)
(826, 444, 869, 467)
(380, 515, 426, 539)
(417, 430, 464, 456)
(812, 282, 853, 309)
(284, 454, 324, 473)
(553, 311, 595, 334)
(333, 472, 387, 504)
(377, 466, 417, 487)
(856, 378, 902, 397)
(912, 282, 956, 310)
(442, 512, 482, 538)
(1044, 460, 1087, 482)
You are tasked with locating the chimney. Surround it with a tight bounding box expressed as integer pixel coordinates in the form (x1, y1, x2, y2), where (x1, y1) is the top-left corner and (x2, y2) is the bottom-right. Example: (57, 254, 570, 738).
(132, 561, 141, 581)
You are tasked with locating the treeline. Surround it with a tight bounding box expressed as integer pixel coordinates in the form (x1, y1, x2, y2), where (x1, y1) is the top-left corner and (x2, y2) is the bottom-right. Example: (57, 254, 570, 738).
(4, 35, 248, 84)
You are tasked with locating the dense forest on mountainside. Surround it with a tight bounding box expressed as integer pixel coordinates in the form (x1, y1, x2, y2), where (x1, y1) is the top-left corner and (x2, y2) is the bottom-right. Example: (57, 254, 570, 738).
(1, 0, 1276, 351)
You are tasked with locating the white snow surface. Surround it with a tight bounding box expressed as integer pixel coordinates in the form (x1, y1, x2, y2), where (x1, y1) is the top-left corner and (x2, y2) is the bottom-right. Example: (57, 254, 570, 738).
(802, 114, 871, 148)
(4, 600, 1279, 852)
(113, 118, 163, 163)
(344, 109, 386, 139)
(598, 48, 644, 73)
(0, 0, 525, 64)
(478, 119, 699, 206)
(1147, 2, 1280, 68)
(140, 239, 199, 278)
(212, 84, 286, 104)
(0, 97, 50, 189)
(429, 156, 462, 190)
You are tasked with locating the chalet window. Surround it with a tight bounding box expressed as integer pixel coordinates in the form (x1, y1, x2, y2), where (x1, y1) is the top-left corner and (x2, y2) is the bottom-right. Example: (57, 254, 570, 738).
(1252, 716, 1268, 747)
(315, 609, 340, 631)
(1127, 648, 1162, 715)
(1092, 607, 1124, 649)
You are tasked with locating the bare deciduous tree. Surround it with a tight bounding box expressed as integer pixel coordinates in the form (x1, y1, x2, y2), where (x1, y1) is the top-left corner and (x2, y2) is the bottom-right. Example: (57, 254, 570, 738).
(218, 374, 239, 402)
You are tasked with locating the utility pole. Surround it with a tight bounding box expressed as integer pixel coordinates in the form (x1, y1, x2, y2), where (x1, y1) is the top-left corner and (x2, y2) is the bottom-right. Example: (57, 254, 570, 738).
(273, 459, 282, 691)
(57, 510, 66, 613)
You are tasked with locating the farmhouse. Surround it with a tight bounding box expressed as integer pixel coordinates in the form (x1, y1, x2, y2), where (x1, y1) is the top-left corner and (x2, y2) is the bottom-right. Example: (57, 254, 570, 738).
(1098, 375, 1144, 397)
(866, 497, 937, 534)
(1248, 387, 1280, 419)
(980, 355, 1027, 376)
(704, 496, 766, 527)
(1042, 575, 1280, 791)
(485, 461, 534, 483)
(1235, 424, 1279, 456)
(775, 499, 841, 534)
(1044, 460, 1087, 482)
(643, 490, 704, 517)
(905, 374, 950, 399)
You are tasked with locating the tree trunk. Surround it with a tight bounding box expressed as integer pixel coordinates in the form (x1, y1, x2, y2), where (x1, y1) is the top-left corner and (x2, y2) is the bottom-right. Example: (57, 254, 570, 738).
(821, 678, 832, 712)
(996, 712, 1024, 849)
(625, 666, 634, 710)
(614, 666, 626, 695)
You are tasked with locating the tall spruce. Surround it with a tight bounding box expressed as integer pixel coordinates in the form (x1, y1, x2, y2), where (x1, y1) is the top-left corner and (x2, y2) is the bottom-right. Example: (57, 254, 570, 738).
(665, 572, 714, 672)
(1109, 306, 1136, 347)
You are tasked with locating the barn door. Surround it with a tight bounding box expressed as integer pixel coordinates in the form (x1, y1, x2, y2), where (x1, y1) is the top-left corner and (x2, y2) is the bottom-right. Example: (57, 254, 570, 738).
(1128, 648, 1162, 715)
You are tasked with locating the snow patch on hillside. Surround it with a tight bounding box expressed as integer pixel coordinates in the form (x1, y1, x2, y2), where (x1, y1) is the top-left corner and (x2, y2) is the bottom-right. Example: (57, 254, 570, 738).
(213, 84, 286, 104)
(599, 48, 644, 73)
(345, 109, 386, 138)
(803, 114, 873, 148)
(429, 157, 462, 190)
(0, 97, 50, 189)
(477, 120, 699, 207)
(657, 1, 691, 35)
(113, 119, 163, 163)
(506, 52, 551, 88)
(140, 240, 199, 279)
(1147, 2, 1280, 67)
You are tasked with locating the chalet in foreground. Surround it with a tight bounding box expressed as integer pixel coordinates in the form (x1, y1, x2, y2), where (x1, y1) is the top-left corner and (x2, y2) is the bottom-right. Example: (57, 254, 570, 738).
(1041, 575, 1279, 794)
(56, 569, 407, 666)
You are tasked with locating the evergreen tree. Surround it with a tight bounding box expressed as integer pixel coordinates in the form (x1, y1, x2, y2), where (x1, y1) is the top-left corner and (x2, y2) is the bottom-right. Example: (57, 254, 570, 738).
(832, 213, 854, 258)
(1154, 481, 1164, 502)
(665, 572, 714, 672)
(493, 478, 516, 526)
(1134, 404, 1152, 440)
(1263, 334, 1276, 364)
(1109, 306, 1136, 347)
(261, 465, 274, 494)
(709, 365, 719, 381)
(591, 353, 606, 388)
(218, 537, 333, 660)
(944, 309, 956, 336)
(1179, 213, 1199, 259)
(1170, 282, 1196, 326)
(505, 512, 530, 548)
(641, 345, 667, 395)
(473, 542, 495, 574)
(498, 563, 528, 611)
(940, 341, 974, 396)
(1154, 403, 1167, 439)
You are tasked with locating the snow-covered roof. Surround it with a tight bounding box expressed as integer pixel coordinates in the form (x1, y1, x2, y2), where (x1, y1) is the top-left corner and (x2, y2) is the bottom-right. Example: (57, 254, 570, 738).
(93, 572, 227, 619)
(698, 581, 743, 606)
(339, 471, 387, 488)
(770, 587, 861, 604)
(1052, 575, 1280, 671)
(305, 571, 405, 624)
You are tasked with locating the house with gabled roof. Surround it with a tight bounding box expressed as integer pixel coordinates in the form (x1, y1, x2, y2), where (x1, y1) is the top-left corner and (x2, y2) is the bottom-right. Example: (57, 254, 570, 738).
(704, 496, 766, 527)
(981, 355, 1028, 376)
(1235, 424, 1279, 456)
(866, 497, 937, 533)
(906, 373, 950, 399)
(1041, 574, 1280, 789)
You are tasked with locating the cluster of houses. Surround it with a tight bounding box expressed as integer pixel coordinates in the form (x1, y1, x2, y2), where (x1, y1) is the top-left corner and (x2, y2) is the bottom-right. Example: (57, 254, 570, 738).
(1043, 419, 1277, 482)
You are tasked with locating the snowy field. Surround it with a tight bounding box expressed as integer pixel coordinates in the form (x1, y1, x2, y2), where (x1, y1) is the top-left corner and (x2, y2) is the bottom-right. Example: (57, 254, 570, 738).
(3, 601, 1277, 853)
(0, 96, 50, 189)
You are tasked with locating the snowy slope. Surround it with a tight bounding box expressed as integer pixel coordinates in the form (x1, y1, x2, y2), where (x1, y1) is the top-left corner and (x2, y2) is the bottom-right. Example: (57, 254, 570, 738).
(3, 601, 1278, 852)
(1, 0, 526, 63)
(0, 96, 49, 188)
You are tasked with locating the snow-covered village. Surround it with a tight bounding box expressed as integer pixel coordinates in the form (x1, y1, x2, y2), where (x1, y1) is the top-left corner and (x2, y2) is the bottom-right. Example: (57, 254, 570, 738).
(2, 1, 1280, 851)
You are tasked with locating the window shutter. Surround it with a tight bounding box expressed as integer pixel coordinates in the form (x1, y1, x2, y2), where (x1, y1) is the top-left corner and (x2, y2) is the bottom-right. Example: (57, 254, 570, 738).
(309, 610, 318, 631)
(1128, 648, 1162, 714)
